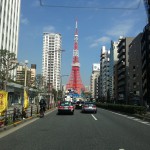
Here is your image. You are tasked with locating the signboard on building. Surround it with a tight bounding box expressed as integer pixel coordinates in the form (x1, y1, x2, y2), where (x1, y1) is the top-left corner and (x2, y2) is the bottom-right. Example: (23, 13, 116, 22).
(92, 63, 100, 71)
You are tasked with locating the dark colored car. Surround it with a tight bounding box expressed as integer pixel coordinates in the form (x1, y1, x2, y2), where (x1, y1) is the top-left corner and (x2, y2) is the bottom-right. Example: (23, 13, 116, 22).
(82, 102, 97, 113)
(58, 101, 74, 115)
(75, 101, 85, 109)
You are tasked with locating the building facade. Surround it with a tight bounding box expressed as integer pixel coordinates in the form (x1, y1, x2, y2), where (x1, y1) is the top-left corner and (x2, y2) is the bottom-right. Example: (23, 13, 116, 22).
(90, 63, 100, 99)
(109, 41, 118, 100)
(128, 33, 143, 104)
(16, 64, 36, 87)
(42, 33, 62, 91)
(141, 24, 150, 105)
(0, 0, 21, 78)
(30, 64, 36, 87)
(117, 36, 134, 103)
(99, 46, 110, 101)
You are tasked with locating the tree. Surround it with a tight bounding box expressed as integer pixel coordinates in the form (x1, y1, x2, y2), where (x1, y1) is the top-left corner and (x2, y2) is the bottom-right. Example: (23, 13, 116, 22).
(0, 49, 18, 90)
(35, 74, 44, 90)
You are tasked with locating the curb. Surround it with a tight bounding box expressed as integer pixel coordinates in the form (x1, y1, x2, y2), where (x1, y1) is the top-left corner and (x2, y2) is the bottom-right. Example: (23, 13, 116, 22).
(133, 114, 150, 122)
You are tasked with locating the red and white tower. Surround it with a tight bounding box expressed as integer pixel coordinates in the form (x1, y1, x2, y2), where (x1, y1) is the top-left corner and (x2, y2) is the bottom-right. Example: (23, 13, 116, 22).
(66, 20, 85, 94)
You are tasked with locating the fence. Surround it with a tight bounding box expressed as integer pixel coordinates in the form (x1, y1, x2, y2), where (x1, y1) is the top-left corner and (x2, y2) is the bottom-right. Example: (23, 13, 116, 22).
(0, 105, 40, 127)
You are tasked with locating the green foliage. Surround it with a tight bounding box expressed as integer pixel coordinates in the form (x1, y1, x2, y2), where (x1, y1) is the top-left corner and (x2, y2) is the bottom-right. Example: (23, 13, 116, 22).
(0, 49, 17, 89)
(96, 103, 147, 115)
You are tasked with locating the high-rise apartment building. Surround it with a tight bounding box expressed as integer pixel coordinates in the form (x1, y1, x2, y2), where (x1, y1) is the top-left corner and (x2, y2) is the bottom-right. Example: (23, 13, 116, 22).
(42, 33, 62, 91)
(99, 46, 110, 101)
(128, 33, 143, 104)
(117, 36, 134, 103)
(109, 41, 118, 100)
(141, 24, 150, 105)
(0, 0, 21, 78)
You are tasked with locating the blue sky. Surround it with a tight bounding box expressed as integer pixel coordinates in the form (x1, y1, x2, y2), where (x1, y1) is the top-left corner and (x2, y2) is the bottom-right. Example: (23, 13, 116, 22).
(18, 0, 147, 86)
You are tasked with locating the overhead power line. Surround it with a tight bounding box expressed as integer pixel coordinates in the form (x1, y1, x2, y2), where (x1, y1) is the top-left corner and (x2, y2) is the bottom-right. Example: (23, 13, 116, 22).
(39, 0, 142, 10)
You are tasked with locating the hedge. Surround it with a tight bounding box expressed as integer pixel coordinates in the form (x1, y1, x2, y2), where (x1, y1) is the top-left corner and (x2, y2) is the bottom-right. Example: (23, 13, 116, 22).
(96, 103, 146, 115)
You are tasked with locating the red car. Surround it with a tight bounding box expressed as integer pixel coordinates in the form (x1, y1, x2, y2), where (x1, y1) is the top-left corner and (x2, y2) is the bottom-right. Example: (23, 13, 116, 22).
(58, 101, 74, 115)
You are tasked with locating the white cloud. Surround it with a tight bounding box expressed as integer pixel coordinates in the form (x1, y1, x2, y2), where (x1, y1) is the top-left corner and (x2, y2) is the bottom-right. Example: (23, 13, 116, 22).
(106, 19, 135, 37)
(20, 15, 29, 25)
(43, 25, 56, 32)
(32, 0, 40, 7)
(90, 36, 110, 48)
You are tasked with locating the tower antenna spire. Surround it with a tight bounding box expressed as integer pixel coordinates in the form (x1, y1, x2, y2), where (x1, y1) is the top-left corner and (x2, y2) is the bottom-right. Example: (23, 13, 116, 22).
(66, 20, 85, 94)
(75, 18, 78, 35)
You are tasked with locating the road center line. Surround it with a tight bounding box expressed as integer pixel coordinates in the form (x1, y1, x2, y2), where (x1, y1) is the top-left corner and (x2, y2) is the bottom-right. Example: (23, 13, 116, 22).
(91, 114, 97, 120)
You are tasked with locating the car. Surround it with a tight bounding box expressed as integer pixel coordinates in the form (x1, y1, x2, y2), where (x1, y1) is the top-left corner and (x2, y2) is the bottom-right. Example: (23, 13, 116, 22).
(82, 102, 97, 114)
(75, 101, 85, 109)
(58, 101, 74, 115)
(71, 101, 76, 109)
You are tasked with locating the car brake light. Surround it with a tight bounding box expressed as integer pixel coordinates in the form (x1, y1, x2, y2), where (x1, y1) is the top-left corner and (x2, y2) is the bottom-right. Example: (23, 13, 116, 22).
(59, 106, 64, 109)
(92, 106, 96, 108)
(84, 106, 88, 108)
(69, 106, 73, 109)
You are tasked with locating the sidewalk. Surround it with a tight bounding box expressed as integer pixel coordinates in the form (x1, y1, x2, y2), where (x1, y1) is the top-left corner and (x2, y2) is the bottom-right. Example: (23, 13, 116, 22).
(0, 107, 56, 133)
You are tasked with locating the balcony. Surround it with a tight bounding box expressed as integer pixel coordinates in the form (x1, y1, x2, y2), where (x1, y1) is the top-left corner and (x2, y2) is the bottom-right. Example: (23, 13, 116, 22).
(118, 49, 125, 58)
(118, 68, 125, 76)
(118, 74, 125, 81)
(118, 42, 125, 53)
(118, 87, 125, 92)
(117, 61, 125, 70)
(118, 80, 125, 87)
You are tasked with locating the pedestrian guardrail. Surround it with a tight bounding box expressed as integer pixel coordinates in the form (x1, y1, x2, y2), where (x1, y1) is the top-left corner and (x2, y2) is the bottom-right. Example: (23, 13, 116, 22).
(0, 105, 40, 127)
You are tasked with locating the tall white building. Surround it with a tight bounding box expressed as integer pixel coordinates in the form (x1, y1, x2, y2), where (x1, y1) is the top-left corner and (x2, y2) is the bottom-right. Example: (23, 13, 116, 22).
(0, 0, 21, 53)
(90, 63, 100, 99)
(0, 0, 21, 78)
(42, 33, 62, 91)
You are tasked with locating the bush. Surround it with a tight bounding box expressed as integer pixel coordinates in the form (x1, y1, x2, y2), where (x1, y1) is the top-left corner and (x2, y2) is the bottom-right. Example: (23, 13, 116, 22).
(96, 103, 146, 115)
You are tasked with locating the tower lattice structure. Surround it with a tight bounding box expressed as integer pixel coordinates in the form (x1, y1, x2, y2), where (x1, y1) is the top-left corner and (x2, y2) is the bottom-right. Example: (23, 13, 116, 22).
(66, 20, 85, 94)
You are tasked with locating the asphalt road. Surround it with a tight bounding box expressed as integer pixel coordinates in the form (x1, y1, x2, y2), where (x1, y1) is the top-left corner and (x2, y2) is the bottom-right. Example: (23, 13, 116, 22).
(0, 108, 150, 150)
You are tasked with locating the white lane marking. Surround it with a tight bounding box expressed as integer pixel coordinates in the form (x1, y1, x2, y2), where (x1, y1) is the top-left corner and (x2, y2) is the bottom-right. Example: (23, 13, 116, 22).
(119, 149, 125, 150)
(91, 114, 97, 120)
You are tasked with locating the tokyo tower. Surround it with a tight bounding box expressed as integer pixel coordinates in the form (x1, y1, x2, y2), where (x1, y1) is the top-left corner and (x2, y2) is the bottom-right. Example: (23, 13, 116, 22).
(66, 20, 85, 94)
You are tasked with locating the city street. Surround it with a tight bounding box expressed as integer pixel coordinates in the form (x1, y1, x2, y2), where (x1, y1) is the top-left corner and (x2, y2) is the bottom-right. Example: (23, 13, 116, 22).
(0, 108, 150, 150)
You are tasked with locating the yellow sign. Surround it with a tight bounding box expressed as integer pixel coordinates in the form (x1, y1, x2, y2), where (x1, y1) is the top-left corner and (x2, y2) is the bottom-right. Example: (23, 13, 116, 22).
(0, 91, 8, 114)
(24, 89, 29, 109)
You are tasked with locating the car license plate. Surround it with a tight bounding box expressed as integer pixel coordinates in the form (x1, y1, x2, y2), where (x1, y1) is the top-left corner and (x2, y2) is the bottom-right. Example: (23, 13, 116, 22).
(64, 107, 68, 110)
(89, 107, 92, 109)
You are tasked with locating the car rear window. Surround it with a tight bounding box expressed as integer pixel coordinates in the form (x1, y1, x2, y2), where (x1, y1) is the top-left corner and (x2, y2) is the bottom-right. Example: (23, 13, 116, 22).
(60, 102, 72, 106)
(84, 102, 95, 106)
